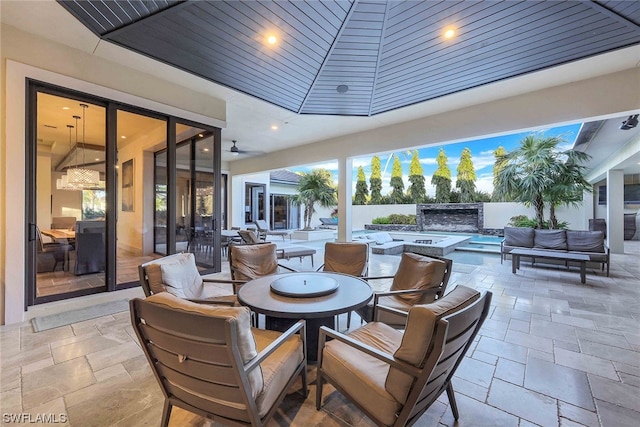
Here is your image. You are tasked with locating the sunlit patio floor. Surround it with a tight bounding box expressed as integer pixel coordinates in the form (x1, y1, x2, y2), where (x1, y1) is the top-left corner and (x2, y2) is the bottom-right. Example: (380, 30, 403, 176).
(1, 238, 638, 426)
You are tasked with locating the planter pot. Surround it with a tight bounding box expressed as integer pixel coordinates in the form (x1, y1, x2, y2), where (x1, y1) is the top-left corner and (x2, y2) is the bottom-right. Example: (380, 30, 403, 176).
(291, 230, 335, 241)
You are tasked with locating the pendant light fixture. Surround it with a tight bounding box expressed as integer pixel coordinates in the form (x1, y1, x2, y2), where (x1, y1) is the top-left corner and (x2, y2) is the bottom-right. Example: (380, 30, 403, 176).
(66, 103, 100, 188)
(56, 124, 84, 190)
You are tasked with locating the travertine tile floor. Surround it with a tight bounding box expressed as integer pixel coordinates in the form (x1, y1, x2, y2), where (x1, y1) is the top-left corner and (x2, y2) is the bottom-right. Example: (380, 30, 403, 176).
(1, 240, 639, 426)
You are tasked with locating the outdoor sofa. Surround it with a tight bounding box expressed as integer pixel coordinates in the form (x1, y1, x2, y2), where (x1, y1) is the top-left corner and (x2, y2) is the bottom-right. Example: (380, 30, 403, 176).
(501, 227, 609, 276)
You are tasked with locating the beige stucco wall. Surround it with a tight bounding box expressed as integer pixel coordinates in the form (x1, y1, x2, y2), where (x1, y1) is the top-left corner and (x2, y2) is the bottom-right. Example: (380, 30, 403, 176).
(0, 24, 226, 324)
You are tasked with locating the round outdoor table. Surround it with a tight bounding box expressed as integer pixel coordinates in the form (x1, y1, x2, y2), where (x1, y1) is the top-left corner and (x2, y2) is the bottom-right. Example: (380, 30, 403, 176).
(237, 272, 373, 362)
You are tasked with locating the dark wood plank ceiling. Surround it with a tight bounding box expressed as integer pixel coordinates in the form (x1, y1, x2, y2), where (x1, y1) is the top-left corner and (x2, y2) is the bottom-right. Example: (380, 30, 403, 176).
(58, 0, 640, 117)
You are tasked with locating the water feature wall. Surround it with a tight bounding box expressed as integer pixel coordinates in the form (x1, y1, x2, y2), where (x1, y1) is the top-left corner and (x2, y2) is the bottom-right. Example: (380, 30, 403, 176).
(417, 203, 484, 233)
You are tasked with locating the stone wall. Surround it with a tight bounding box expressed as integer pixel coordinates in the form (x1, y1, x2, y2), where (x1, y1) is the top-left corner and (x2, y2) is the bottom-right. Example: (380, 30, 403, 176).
(364, 224, 418, 232)
(417, 203, 484, 233)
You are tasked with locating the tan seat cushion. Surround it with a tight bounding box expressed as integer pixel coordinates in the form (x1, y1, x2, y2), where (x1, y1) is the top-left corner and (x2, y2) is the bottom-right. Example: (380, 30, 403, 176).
(323, 242, 368, 276)
(390, 253, 447, 305)
(386, 285, 480, 404)
(231, 243, 278, 281)
(323, 322, 403, 426)
(144, 293, 263, 398)
(252, 328, 304, 418)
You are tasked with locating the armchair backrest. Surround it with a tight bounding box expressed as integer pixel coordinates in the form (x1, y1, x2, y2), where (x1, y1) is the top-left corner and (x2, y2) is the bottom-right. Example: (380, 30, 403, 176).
(229, 243, 279, 281)
(130, 293, 264, 425)
(390, 252, 451, 304)
(322, 242, 369, 276)
(386, 286, 492, 424)
(138, 253, 205, 299)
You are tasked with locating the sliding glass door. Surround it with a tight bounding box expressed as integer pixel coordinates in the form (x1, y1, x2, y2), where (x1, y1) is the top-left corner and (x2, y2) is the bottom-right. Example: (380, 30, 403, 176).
(26, 82, 222, 305)
(31, 90, 108, 303)
(115, 109, 167, 288)
(170, 126, 220, 269)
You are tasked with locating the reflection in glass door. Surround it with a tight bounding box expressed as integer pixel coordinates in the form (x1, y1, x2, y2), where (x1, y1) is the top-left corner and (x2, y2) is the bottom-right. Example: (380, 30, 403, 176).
(116, 110, 167, 288)
(173, 126, 218, 269)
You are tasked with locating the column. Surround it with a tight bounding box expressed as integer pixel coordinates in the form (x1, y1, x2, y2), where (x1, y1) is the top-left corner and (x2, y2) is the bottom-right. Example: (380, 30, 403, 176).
(337, 157, 353, 243)
(606, 169, 624, 253)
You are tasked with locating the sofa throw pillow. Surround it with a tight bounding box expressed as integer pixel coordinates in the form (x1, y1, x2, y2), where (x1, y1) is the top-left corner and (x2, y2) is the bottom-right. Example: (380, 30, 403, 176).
(534, 230, 567, 250)
(503, 227, 534, 248)
(159, 253, 204, 299)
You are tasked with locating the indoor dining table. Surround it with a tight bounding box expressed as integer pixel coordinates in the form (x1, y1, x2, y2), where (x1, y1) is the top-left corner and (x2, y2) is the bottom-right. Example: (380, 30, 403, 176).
(237, 271, 372, 362)
(40, 228, 75, 243)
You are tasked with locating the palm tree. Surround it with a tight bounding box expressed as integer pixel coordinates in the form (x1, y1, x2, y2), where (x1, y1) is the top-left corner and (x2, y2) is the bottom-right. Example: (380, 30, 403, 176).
(292, 169, 337, 230)
(545, 150, 592, 228)
(494, 134, 562, 229)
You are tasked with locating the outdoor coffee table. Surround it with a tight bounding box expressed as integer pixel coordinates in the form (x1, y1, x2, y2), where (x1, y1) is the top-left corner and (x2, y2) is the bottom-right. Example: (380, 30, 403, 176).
(511, 248, 590, 284)
(237, 272, 372, 362)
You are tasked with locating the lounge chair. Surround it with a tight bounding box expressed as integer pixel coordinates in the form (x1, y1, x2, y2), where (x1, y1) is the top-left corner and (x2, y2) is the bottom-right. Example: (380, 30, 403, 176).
(254, 219, 290, 241)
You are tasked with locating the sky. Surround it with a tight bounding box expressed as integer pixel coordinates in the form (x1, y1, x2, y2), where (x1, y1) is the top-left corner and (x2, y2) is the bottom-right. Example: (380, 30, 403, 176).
(289, 123, 583, 196)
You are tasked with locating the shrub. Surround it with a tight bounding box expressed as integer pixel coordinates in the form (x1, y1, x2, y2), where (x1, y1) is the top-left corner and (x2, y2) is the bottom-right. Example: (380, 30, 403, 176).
(373, 214, 417, 225)
(508, 215, 568, 229)
(372, 216, 391, 224)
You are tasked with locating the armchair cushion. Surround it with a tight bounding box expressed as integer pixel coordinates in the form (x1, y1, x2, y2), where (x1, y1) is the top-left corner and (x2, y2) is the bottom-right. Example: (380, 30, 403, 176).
(386, 285, 480, 404)
(252, 328, 304, 417)
(323, 322, 403, 425)
(390, 253, 447, 305)
(231, 243, 279, 281)
(145, 293, 263, 398)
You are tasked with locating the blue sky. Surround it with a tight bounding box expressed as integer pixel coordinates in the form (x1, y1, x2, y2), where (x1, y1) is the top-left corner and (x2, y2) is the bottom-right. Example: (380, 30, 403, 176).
(289, 123, 583, 196)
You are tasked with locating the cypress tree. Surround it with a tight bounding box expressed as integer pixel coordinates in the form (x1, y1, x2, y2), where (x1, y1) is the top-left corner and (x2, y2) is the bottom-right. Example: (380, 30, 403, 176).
(431, 148, 451, 203)
(389, 155, 405, 203)
(353, 166, 369, 205)
(456, 147, 477, 203)
(370, 155, 383, 204)
(491, 146, 509, 201)
(408, 150, 426, 203)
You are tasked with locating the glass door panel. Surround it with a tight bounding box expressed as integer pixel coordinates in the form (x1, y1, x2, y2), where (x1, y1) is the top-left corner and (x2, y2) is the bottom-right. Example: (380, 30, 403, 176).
(35, 93, 107, 302)
(176, 140, 192, 254)
(175, 125, 218, 268)
(116, 110, 166, 287)
(155, 151, 168, 255)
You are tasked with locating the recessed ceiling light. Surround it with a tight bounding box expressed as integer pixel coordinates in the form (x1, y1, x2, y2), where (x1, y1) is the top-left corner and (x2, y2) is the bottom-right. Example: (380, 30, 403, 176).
(267, 35, 278, 45)
(203, 148, 209, 152)
(271, 125, 278, 130)
(121, 135, 126, 139)
(62, 107, 70, 110)
(198, 133, 204, 137)
(337, 84, 349, 94)
(444, 27, 456, 39)
(95, 158, 100, 161)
